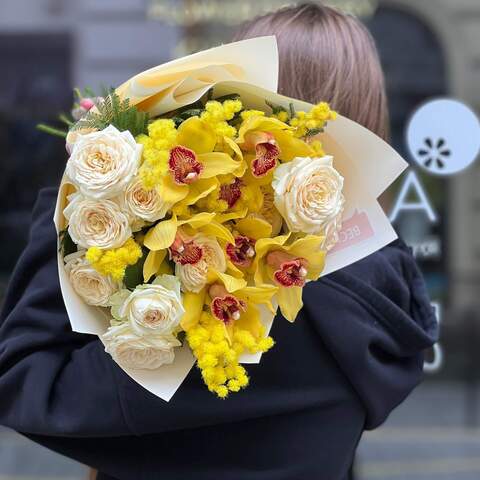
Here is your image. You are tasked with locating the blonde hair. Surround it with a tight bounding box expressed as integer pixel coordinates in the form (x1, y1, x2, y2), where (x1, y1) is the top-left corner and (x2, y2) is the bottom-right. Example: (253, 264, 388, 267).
(233, 3, 390, 141)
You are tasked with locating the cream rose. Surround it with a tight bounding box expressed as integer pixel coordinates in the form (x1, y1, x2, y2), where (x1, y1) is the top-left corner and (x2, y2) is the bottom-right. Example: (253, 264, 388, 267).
(65, 127, 97, 155)
(272, 155, 345, 242)
(103, 323, 181, 370)
(124, 177, 171, 229)
(110, 275, 184, 336)
(64, 192, 131, 249)
(66, 125, 142, 199)
(175, 235, 226, 293)
(64, 250, 119, 306)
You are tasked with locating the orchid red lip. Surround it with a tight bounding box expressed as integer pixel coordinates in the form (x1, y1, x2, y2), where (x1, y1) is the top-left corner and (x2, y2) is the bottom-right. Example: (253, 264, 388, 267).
(226, 236, 256, 268)
(266, 250, 309, 287)
(169, 233, 203, 265)
(169, 145, 204, 184)
(209, 284, 247, 324)
(219, 177, 242, 208)
(244, 131, 280, 177)
(210, 295, 247, 324)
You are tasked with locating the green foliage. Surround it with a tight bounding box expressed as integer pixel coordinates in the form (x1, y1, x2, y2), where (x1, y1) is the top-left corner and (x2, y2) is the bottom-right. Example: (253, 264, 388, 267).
(171, 108, 203, 127)
(305, 127, 324, 137)
(170, 92, 243, 128)
(124, 248, 148, 289)
(177, 330, 187, 345)
(36, 124, 68, 138)
(59, 229, 77, 257)
(214, 93, 241, 103)
(265, 99, 290, 118)
(73, 91, 149, 137)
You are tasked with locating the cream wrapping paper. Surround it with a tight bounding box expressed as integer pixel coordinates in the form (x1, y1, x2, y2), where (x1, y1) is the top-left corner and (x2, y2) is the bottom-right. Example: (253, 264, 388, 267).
(54, 37, 408, 401)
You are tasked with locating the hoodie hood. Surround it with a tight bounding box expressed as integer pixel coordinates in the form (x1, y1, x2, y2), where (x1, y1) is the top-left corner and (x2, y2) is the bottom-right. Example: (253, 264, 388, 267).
(303, 238, 439, 428)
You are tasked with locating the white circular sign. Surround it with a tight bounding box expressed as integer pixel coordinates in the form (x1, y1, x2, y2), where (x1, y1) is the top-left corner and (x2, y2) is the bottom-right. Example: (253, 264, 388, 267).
(406, 98, 480, 176)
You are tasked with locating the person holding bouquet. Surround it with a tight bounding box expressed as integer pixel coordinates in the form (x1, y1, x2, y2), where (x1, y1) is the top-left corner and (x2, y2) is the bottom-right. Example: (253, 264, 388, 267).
(0, 3, 437, 480)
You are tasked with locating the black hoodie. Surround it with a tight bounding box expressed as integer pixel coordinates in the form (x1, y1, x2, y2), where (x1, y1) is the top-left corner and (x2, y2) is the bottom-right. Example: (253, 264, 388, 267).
(0, 188, 438, 480)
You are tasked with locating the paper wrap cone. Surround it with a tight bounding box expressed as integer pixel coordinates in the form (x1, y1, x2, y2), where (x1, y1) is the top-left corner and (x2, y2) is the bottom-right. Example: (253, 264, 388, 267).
(54, 37, 408, 401)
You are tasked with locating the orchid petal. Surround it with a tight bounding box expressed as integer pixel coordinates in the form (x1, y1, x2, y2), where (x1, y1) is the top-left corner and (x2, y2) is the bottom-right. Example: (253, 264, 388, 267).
(215, 208, 248, 224)
(235, 215, 272, 239)
(199, 152, 241, 178)
(237, 116, 290, 143)
(273, 130, 315, 162)
(287, 235, 327, 280)
(199, 221, 235, 244)
(236, 304, 264, 340)
(143, 249, 167, 282)
(182, 177, 218, 206)
(226, 260, 245, 278)
(223, 136, 247, 176)
(277, 285, 303, 322)
(252, 234, 290, 285)
(176, 117, 216, 154)
(178, 212, 216, 229)
(211, 271, 247, 293)
(181, 288, 206, 330)
(237, 285, 278, 313)
(144, 215, 178, 251)
(160, 175, 188, 204)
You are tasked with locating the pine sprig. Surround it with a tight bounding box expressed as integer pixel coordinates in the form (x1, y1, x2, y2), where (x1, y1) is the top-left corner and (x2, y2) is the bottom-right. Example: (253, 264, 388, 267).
(72, 91, 149, 137)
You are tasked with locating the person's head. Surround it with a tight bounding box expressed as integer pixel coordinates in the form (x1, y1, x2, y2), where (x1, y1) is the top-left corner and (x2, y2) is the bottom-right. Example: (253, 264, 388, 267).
(233, 2, 389, 141)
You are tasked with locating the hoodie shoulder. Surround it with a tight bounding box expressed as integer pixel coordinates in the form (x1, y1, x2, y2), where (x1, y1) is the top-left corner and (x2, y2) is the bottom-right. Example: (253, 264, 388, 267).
(301, 239, 439, 428)
(329, 239, 437, 350)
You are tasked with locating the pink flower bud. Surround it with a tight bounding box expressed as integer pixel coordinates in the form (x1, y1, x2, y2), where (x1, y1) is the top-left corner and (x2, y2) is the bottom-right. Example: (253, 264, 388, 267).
(79, 98, 95, 111)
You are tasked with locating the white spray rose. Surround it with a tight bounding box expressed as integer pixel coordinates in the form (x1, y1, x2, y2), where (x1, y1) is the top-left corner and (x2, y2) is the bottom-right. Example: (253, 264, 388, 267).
(64, 193, 132, 249)
(175, 235, 226, 293)
(64, 250, 119, 306)
(109, 275, 184, 336)
(66, 125, 142, 199)
(123, 177, 171, 231)
(272, 155, 345, 244)
(65, 127, 97, 155)
(103, 323, 181, 370)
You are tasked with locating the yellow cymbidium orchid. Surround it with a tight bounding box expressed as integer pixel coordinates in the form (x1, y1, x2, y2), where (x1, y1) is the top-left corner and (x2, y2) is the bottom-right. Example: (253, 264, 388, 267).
(237, 113, 316, 164)
(158, 116, 244, 209)
(143, 214, 235, 282)
(207, 271, 278, 342)
(237, 115, 291, 144)
(252, 234, 326, 321)
(224, 215, 273, 278)
(144, 212, 216, 252)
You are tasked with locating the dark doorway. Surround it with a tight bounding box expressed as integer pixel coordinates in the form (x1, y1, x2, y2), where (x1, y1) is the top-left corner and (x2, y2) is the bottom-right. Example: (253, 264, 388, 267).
(0, 33, 72, 291)
(366, 6, 448, 307)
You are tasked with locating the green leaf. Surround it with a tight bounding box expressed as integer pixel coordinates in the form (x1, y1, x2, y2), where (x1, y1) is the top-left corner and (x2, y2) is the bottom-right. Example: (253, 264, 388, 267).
(176, 100, 204, 115)
(58, 113, 74, 126)
(172, 108, 203, 127)
(289, 102, 296, 118)
(265, 99, 290, 117)
(36, 123, 68, 138)
(305, 127, 324, 137)
(59, 229, 77, 256)
(214, 93, 240, 103)
(177, 330, 186, 345)
(124, 248, 148, 289)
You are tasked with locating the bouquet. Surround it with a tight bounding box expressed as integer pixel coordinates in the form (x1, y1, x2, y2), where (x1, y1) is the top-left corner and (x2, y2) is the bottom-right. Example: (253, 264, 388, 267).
(51, 38, 407, 400)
